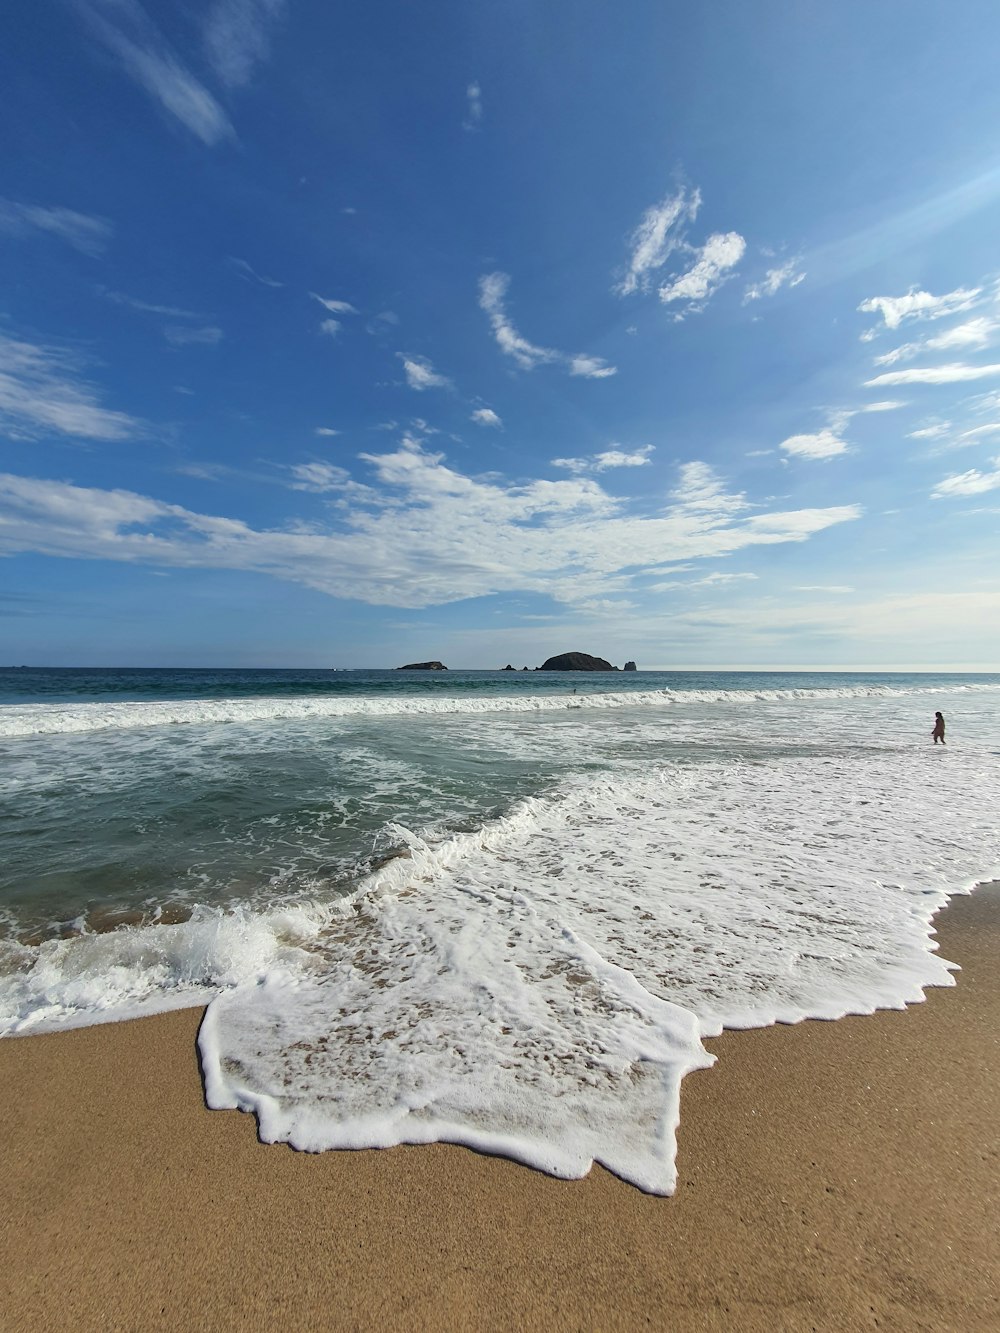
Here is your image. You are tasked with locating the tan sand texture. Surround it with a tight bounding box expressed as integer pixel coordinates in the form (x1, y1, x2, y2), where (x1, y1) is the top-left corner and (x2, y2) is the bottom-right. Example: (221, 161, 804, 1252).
(1, 885, 997, 1332)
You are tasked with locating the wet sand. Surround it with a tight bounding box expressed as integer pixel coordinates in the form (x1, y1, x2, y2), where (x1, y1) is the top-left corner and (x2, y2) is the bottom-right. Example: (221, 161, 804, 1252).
(1, 885, 997, 1332)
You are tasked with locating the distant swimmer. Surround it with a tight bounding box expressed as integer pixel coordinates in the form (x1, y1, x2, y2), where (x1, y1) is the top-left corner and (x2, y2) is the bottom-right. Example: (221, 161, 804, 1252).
(932, 711, 946, 744)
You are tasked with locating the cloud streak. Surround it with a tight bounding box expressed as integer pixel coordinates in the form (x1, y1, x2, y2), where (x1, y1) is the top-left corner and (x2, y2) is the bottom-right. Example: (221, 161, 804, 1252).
(0, 199, 112, 256)
(0, 333, 140, 441)
(75, 0, 234, 146)
(479, 272, 616, 378)
(866, 363, 1000, 387)
(0, 449, 859, 610)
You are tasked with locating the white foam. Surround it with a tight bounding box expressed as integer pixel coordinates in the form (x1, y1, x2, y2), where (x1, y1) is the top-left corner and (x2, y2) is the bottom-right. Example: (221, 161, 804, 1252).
(199, 738, 1000, 1193)
(0, 902, 328, 1035)
(2, 680, 996, 739)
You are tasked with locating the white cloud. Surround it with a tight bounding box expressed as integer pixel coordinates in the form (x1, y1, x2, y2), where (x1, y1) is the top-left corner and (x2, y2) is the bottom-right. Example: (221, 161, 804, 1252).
(873, 315, 997, 366)
(0, 199, 112, 256)
(932, 461, 1000, 498)
(319, 319, 341, 338)
(470, 408, 502, 428)
(463, 81, 483, 131)
(75, 0, 234, 146)
(288, 462, 354, 493)
(310, 293, 358, 314)
(398, 353, 452, 391)
(616, 186, 700, 296)
(314, 427, 340, 437)
(479, 272, 616, 378)
(0, 451, 860, 610)
(658, 232, 747, 308)
(164, 325, 223, 346)
(553, 446, 654, 474)
(0, 333, 139, 441)
(866, 363, 1000, 387)
(779, 428, 849, 459)
(743, 259, 806, 303)
(568, 354, 617, 380)
(858, 285, 981, 340)
(478, 272, 559, 370)
(202, 0, 287, 88)
(862, 399, 906, 412)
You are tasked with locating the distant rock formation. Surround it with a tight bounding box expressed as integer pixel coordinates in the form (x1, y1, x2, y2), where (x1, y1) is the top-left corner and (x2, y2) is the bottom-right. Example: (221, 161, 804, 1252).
(623, 660, 637, 671)
(501, 664, 515, 671)
(536, 652, 617, 672)
(396, 661, 447, 670)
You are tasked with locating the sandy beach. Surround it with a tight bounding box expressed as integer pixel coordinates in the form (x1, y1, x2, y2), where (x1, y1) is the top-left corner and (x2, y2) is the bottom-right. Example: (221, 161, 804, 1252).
(1, 885, 997, 1333)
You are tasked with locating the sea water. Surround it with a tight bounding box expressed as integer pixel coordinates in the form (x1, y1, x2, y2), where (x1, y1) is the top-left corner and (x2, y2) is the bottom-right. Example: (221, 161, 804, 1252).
(2, 668, 998, 1193)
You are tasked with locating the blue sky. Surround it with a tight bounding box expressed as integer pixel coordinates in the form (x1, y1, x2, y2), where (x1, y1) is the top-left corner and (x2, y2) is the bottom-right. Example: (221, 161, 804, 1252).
(2, 0, 1000, 669)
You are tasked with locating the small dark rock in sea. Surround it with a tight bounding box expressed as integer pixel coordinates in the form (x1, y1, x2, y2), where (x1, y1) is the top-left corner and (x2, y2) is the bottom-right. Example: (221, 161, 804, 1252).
(501, 664, 515, 671)
(536, 652, 618, 672)
(396, 660, 448, 670)
(623, 660, 637, 671)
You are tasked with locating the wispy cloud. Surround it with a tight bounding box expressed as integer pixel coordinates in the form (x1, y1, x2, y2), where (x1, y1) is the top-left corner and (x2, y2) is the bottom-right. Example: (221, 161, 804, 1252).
(932, 459, 1000, 498)
(202, 0, 288, 88)
(479, 272, 616, 378)
(75, 0, 234, 146)
(0, 199, 112, 256)
(873, 316, 997, 366)
(553, 446, 654, 474)
(779, 428, 849, 460)
(314, 427, 340, 436)
(857, 285, 981, 341)
(470, 408, 502, 428)
(658, 231, 747, 310)
(0, 333, 139, 441)
(101, 288, 203, 319)
(287, 462, 355, 493)
(228, 256, 283, 287)
(616, 186, 701, 296)
(164, 325, 223, 346)
(463, 80, 483, 131)
(0, 450, 860, 610)
(310, 293, 358, 315)
(866, 362, 1000, 387)
(319, 319, 341, 338)
(398, 354, 452, 391)
(743, 258, 806, 303)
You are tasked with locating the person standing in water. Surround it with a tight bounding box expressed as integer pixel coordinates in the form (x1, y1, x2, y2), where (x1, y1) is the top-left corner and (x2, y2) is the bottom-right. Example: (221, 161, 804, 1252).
(932, 711, 946, 744)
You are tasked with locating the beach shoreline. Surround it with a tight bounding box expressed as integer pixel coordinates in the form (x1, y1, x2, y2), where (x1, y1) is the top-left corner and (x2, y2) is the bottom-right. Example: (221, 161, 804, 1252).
(1, 885, 997, 1332)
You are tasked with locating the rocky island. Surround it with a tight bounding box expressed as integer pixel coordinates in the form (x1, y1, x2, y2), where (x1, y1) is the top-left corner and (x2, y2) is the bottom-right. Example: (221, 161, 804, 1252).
(395, 661, 447, 670)
(535, 652, 618, 672)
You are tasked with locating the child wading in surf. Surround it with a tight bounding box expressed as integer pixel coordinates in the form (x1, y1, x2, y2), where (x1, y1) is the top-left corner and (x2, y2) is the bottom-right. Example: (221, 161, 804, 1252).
(932, 711, 946, 744)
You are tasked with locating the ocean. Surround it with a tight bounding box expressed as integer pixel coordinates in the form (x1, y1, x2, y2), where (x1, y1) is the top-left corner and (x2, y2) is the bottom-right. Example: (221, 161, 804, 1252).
(2, 666, 998, 1193)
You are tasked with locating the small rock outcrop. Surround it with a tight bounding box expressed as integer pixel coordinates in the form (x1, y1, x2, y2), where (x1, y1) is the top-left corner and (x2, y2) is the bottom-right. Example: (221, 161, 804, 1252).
(623, 660, 637, 671)
(396, 660, 447, 670)
(501, 664, 515, 671)
(535, 652, 617, 672)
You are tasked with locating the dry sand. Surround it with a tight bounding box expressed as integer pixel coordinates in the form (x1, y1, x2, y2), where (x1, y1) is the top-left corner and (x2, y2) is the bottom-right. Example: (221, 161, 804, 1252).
(1, 885, 998, 1333)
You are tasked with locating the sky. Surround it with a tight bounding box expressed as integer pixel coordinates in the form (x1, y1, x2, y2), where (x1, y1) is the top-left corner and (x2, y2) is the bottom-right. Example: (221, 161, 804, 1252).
(2, 0, 1000, 670)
